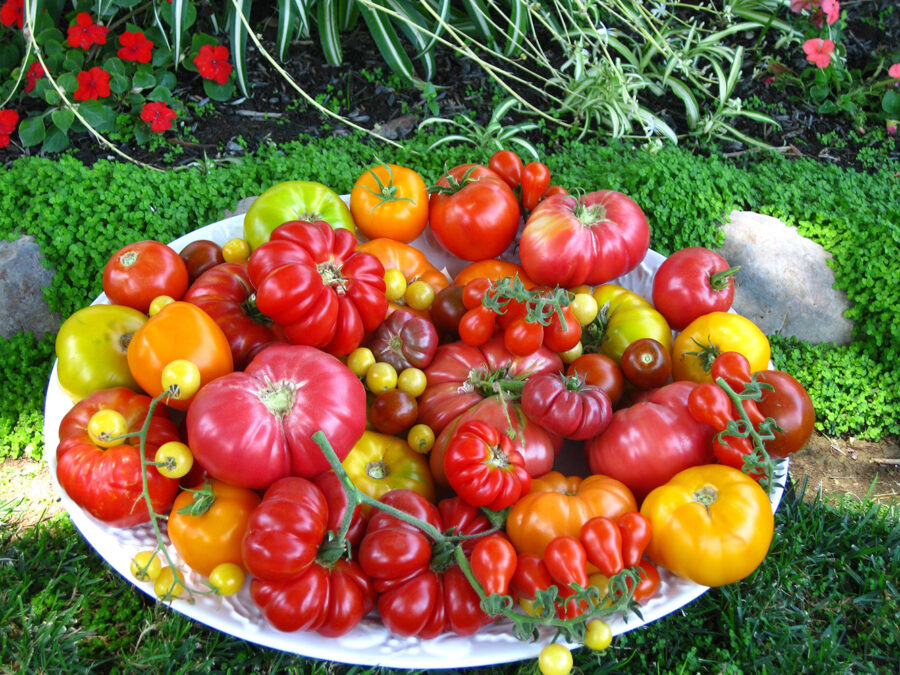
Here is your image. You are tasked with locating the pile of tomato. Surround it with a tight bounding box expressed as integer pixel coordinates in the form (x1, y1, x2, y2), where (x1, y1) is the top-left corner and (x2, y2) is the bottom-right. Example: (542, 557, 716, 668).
(51, 150, 816, 673)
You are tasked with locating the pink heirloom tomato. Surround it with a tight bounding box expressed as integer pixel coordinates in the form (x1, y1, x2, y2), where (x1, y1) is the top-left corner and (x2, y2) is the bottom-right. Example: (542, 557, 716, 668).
(186, 344, 366, 490)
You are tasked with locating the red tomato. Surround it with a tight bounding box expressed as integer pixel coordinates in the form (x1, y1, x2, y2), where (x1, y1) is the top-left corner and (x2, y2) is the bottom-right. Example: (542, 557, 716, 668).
(652, 246, 738, 330)
(504, 317, 544, 356)
(55, 387, 181, 527)
(186, 344, 366, 489)
(471, 535, 517, 595)
(620, 338, 672, 390)
(520, 162, 551, 211)
(248, 220, 387, 357)
(519, 191, 650, 287)
(453, 259, 536, 289)
(521, 372, 613, 440)
(542, 305, 582, 353)
(458, 306, 497, 346)
(586, 382, 717, 500)
(179, 239, 224, 283)
(566, 353, 625, 406)
(368, 308, 439, 371)
(102, 240, 189, 313)
(428, 164, 520, 261)
(488, 149, 524, 189)
(754, 370, 816, 457)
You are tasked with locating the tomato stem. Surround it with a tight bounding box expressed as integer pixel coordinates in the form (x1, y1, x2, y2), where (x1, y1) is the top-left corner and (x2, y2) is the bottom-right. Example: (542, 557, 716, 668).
(709, 266, 741, 290)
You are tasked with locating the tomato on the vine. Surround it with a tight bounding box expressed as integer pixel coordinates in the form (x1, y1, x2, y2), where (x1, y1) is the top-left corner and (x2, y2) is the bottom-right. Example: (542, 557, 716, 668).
(672, 311, 770, 383)
(542, 306, 581, 353)
(350, 163, 429, 242)
(154, 441, 194, 479)
(754, 370, 815, 457)
(504, 317, 544, 356)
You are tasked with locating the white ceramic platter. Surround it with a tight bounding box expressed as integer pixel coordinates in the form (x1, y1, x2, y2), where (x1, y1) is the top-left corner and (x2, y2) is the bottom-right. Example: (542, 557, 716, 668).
(43, 212, 786, 668)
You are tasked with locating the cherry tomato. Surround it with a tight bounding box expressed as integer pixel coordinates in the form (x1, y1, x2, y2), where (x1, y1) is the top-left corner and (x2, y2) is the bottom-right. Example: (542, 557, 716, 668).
(148, 295, 175, 316)
(103, 240, 189, 314)
(209, 562, 245, 596)
(179, 239, 224, 283)
(130, 551, 162, 582)
(521, 161, 552, 211)
(154, 441, 194, 479)
(566, 353, 625, 406)
(407, 424, 435, 454)
(543, 306, 582, 353)
(504, 317, 544, 356)
(488, 149, 524, 189)
(754, 370, 815, 457)
(347, 347, 377, 377)
(458, 306, 497, 346)
(365, 362, 398, 392)
(160, 359, 202, 402)
(430, 285, 467, 336)
(154, 567, 187, 600)
(462, 277, 493, 310)
(538, 643, 573, 675)
(559, 342, 583, 364)
(384, 268, 408, 301)
(222, 237, 251, 262)
(397, 367, 427, 397)
(405, 280, 435, 310)
(584, 619, 613, 651)
(570, 292, 599, 325)
(621, 338, 672, 389)
(87, 409, 128, 448)
(350, 163, 429, 242)
(369, 389, 419, 435)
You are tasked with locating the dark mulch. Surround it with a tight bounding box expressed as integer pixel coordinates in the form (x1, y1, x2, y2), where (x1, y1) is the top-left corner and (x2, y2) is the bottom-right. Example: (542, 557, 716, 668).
(4, 1, 899, 171)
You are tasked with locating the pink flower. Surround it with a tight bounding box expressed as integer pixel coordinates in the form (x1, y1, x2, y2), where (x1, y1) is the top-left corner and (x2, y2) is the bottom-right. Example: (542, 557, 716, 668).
(764, 76, 775, 85)
(789, 0, 813, 13)
(0, 108, 18, 148)
(74, 66, 111, 101)
(0, 0, 23, 28)
(118, 31, 154, 63)
(887, 124, 897, 136)
(67, 13, 108, 50)
(889, 63, 900, 80)
(193, 44, 232, 85)
(803, 38, 835, 69)
(820, 0, 840, 25)
(23, 61, 45, 93)
(140, 101, 177, 133)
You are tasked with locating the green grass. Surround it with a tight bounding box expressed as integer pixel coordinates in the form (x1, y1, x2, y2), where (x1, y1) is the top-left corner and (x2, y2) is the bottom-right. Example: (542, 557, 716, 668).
(2, 482, 897, 674)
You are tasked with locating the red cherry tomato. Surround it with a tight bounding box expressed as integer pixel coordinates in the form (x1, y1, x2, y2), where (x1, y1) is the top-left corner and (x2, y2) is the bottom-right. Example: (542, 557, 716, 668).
(754, 370, 815, 457)
(504, 317, 544, 356)
(520, 162, 551, 211)
(620, 338, 672, 390)
(566, 353, 625, 406)
(488, 150, 524, 190)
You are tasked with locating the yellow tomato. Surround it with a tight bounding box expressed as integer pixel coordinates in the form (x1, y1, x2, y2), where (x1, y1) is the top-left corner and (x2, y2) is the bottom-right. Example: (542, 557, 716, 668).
(342, 430, 435, 510)
(222, 238, 251, 262)
(671, 311, 770, 383)
(586, 284, 672, 363)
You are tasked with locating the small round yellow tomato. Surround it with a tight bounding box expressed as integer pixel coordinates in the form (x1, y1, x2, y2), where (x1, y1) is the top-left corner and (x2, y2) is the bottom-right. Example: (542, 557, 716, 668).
(397, 367, 427, 397)
(347, 347, 376, 377)
(161, 359, 202, 401)
(154, 566, 187, 600)
(87, 409, 129, 448)
(538, 643, 573, 675)
(570, 292, 599, 325)
(559, 341, 583, 364)
(406, 423, 435, 454)
(222, 237, 251, 262)
(365, 362, 398, 393)
(154, 441, 194, 479)
(584, 619, 613, 651)
(208, 562, 246, 596)
(148, 295, 175, 316)
(405, 280, 435, 310)
(130, 551, 162, 582)
(384, 269, 408, 301)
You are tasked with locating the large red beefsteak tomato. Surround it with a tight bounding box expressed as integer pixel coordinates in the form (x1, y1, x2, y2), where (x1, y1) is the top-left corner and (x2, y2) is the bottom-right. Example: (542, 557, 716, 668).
(186, 344, 366, 489)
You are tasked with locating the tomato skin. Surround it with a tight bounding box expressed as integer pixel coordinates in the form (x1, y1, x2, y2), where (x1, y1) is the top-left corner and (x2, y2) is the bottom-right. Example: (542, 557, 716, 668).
(754, 370, 815, 457)
(368, 308, 439, 371)
(641, 464, 775, 587)
(103, 240, 189, 314)
(167, 480, 261, 576)
(458, 306, 497, 346)
(579, 517, 624, 577)
(55, 304, 148, 401)
(350, 164, 429, 242)
(311, 469, 367, 548)
(652, 247, 737, 330)
(244, 180, 355, 251)
(186, 344, 366, 489)
(429, 285, 467, 337)
(585, 284, 673, 364)
(471, 535, 517, 595)
(504, 317, 544, 356)
(179, 239, 224, 283)
(488, 149, 523, 189)
(566, 353, 625, 406)
(621, 337, 672, 390)
(126, 301, 234, 411)
(521, 372, 613, 440)
(56, 387, 181, 527)
(672, 312, 771, 383)
(453, 259, 535, 289)
(368, 389, 419, 435)
(586, 381, 717, 501)
(520, 162, 552, 211)
(342, 430, 436, 506)
(355, 238, 450, 316)
(542, 306, 582, 353)
(428, 164, 521, 261)
(183, 261, 284, 370)
(519, 191, 650, 288)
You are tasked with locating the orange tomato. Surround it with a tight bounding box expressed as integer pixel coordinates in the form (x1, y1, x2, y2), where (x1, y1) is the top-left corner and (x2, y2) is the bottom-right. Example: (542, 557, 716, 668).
(671, 311, 770, 383)
(505, 471, 637, 557)
(453, 259, 536, 289)
(126, 301, 234, 410)
(167, 480, 261, 576)
(350, 164, 429, 242)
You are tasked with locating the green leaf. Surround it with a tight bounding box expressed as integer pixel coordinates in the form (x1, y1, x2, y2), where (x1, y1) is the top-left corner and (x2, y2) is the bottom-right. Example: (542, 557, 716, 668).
(358, 3, 417, 84)
(277, 0, 295, 61)
(203, 78, 235, 102)
(51, 108, 75, 132)
(809, 84, 830, 104)
(156, 70, 177, 89)
(41, 126, 69, 153)
(63, 49, 85, 72)
(43, 87, 62, 106)
(78, 99, 117, 132)
(227, 0, 253, 98)
(110, 72, 130, 95)
(43, 39, 64, 58)
(19, 117, 46, 147)
(0, 42, 22, 70)
(317, 0, 343, 66)
(103, 57, 127, 75)
(57, 71, 77, 94)
(882, 89, 900, 116)
(132, 70, 157, 90)
(147, 85, 174, 104)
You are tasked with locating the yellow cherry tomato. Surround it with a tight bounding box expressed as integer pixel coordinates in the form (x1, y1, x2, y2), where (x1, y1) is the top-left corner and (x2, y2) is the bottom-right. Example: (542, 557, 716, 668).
(347, 347, 377, 377)
(584, 619, 613, 651)
(538, 643, 573, 675)
(148, 295, 175, 316)
(406, 423, 435, 454)
(404, 280, 435, 310)
(154, 566, 187, 600)
(154, 441, 194, 479)
(559, 341, 583, 364)
(208, 562, 246, 596)
(570, 292, 599, 325)
(384, 269, 408, 301)
(160, 359, 202, 401)
(365, 362, 398, 393)
(222, 237, 251, 262)
(87, 409, 129, 448)
(397, 367, 427, 397)
(130, 551, 162, 582)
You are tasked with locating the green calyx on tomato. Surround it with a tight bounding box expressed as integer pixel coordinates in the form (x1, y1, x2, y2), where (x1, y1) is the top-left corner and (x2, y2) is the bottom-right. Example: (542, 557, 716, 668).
(243, 180, 355, 251)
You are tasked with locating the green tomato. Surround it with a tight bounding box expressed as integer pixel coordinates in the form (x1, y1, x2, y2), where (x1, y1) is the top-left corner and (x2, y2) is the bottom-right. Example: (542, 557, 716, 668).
(55, 304, 148, 400)
(243, 180, 356, 251)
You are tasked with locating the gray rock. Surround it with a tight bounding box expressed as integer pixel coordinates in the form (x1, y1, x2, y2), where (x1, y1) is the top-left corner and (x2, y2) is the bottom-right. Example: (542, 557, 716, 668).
(0, 236, 61, 339)
(224, 196, 258, 218)
(716, 210, 854, 345)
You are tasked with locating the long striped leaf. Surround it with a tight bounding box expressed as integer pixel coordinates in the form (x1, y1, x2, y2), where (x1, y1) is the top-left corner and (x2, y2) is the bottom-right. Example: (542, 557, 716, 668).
(293, 0, 311, 38)
(338, 0, 360, 31)
(416, 0, 451, 56)
(172, 0, 189, 67)
(277, 0, 295, 61)
(384, 0, 436, 81)
(726, 46, 744, 100)
(318, 0, 343, 66)
(658, 75, 700, 130)
(503, 0, 529, 57)
(358, 2, 417, 83)
(459, 0, 496, 48)
(228, 0, 253, 97)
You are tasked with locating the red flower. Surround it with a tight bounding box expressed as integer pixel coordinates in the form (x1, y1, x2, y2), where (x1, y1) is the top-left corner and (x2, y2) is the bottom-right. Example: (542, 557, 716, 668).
(889, 63, 900, 80)
(24, 61, 45, 93)
(67, 13, 108, 50)
(193, 45, 232, 86)
(74, 67, 111, 101)
(140, 101, 177, 133)
(0, 109, 19, 149)
(0, 0, 23, 28)
(118, 31, 153, 63)
(803, 38, 835, 69)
